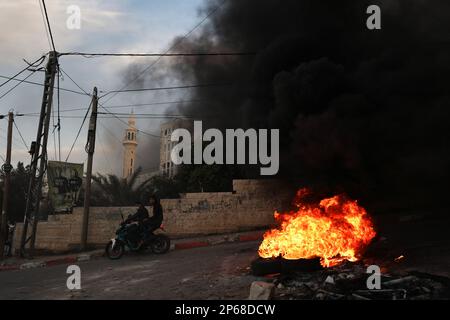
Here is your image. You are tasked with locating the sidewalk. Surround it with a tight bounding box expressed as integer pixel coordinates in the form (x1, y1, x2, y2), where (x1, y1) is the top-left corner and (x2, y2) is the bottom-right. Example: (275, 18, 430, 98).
(0, 230, 264, 272)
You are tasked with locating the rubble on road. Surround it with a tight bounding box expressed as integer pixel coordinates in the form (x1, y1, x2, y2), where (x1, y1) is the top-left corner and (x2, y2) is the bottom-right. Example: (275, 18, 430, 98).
(248, 281, 275, 300)
(268, 261, 450, 300)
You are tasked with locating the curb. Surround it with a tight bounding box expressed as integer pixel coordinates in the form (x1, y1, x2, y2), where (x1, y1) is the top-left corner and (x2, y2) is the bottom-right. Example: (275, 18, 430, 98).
(0, 231, 264, 272)
(0, 251, 104, 272)
(171, 230, 264, 251)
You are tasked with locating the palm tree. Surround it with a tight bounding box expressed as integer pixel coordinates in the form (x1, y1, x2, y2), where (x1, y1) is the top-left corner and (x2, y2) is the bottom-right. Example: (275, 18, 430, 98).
(91, 167, 152, 206)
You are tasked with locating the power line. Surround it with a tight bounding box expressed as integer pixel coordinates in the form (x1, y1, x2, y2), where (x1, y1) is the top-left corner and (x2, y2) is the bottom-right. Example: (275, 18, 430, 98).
(59, 67, 91, 97)
(98, 118, 158, 168)
(0, 71, 37, 100)
(22, 115, 192, 119)
(65, 100, 92, 162)
(99, 83, 232, 99)
(41, 0, 57, 52)
(0, 74, 88, 96)
(102, 0, 227, 106)
(0, 55, 45, 89)
(58, 68, 160, 140)
(12, 119, 29, 150)
(57, 67, 61, 161)
(19, 99, 210, 115)
(38, 0, 53, 52)
(99, 106, 160, 138)
(59, 52, 256, 58)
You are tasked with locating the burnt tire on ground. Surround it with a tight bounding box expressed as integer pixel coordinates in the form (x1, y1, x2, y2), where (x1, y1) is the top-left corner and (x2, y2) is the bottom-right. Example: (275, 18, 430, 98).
(251, 258, 282, 276)
(281, 257, 322, 273)
(251, 257, 323, 276)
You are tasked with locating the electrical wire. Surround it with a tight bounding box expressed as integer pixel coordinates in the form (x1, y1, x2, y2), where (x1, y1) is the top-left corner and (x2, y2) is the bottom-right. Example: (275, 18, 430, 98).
(0, 74, 88, 96)
(99, 82, 231, 99)
(57, 66, 61, 161)
(12, 119, 29, 150)
(59, 52, 256, 58)
(59, 67, 91, 97)
(38, 0, 53, 52)
(41, 0, 57, 52)
(102, 0, 227, 106)
(0, 71, 37, 100)
(99, 106, 160, 138)
(58, 67, 160, 139)
(21, 114, 199, 119)
(65, 100, 92, 162)
(18, 99, 210, 115)
(0, 55, 45, 89)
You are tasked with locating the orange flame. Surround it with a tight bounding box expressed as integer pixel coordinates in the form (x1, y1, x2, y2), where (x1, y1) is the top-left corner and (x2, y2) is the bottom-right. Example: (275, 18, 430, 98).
(258, 188, 376, 267)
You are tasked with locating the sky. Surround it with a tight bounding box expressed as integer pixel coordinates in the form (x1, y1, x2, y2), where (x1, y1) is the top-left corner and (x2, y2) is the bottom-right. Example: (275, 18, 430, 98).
(0, 0, 205, 175)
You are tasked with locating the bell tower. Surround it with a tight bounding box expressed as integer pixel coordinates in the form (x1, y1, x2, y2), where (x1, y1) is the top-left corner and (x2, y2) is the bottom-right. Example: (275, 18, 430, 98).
(122, 112, 138, 179)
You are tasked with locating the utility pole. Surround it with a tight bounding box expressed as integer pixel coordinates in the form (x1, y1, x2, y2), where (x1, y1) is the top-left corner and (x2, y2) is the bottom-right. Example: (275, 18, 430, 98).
(20, 51, 58, 257)
(81, 87, 98, 251)
(0, 112, 13, 258)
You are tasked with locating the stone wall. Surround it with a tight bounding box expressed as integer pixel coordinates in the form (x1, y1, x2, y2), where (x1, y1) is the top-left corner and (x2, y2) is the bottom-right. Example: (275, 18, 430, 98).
(13, 179, 293, 253)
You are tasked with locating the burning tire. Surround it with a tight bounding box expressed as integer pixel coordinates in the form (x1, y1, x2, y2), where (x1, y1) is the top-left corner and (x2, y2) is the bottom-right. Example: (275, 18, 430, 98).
(251, 257, 323, 276)
(251, 257, 282, 276)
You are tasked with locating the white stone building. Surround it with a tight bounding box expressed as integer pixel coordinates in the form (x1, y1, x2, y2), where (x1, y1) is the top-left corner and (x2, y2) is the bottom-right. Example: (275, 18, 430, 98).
(159, 118, 193, 177)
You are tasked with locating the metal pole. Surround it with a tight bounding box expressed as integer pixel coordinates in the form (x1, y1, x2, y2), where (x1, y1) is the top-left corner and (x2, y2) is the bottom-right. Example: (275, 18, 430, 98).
(0, 112, 13, 258)
(81, 87, 98, 251)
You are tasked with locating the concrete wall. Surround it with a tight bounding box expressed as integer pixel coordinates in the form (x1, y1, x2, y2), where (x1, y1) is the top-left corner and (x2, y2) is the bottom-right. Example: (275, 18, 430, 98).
(14, 179, 293, 253)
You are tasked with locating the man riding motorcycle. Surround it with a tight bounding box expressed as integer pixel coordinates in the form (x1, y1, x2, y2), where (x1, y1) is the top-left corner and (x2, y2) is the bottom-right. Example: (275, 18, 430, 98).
(123, 195, 164, 248)
(105, 195, 170, 259)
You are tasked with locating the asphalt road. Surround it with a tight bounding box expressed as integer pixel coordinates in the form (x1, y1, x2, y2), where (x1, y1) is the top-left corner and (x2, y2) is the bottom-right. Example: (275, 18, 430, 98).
(0, 241, 262, 300)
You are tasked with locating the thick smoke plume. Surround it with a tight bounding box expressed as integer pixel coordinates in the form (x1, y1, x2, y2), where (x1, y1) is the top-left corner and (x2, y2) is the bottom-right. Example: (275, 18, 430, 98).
(136, 0, 450, 213)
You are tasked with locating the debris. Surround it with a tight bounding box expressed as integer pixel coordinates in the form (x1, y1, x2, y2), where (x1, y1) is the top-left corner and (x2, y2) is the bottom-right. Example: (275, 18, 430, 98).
(383, 276, 416, 287)
(354, 289, 407, 300)
(316, 289, 344, 300)
(352, 293, 371, 300)
(324, 275, 335, 285)
(77, 254, 91, 262)
(248, 281, 275, 300)
(271, 260, 450, 300)
(394, 255, 405, 262)
(421, 287, 431, 293)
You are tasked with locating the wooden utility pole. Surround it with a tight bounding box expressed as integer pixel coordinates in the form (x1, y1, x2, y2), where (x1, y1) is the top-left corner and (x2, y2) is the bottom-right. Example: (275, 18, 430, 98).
(81, 87, 98, 251)
(20, 51, 58, 257)
(0, 112, 14, 258)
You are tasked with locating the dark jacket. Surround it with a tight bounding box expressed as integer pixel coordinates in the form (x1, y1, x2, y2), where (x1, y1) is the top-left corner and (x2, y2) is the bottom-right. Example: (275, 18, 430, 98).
(151, 203, 163, 224)
(128, 206, 149, 224)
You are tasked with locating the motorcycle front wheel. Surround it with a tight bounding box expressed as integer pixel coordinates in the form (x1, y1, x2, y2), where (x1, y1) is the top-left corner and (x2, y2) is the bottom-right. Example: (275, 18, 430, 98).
(105, 240, 125, 260)
(151, 234, 171, 254)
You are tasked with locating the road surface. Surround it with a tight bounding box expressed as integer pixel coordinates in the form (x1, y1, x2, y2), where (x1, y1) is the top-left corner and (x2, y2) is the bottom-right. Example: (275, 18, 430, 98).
(0, 241, 262, 300)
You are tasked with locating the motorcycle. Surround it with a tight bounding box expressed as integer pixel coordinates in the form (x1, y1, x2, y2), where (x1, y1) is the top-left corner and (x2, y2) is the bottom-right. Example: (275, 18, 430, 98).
(105, 213, 171, 260)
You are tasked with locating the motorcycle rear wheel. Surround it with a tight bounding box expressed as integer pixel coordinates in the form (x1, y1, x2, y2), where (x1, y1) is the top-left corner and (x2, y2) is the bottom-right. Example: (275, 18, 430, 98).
(105, 240, 125, 260)
(151, 234, 171, 254)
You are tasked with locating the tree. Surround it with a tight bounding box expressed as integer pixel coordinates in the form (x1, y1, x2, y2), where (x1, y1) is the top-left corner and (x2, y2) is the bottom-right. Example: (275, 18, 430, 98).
(0, 162, 29, 223)
(91, 167, 152, 206)
(174, 164, 242, 193)
(146, 174, 181, 199)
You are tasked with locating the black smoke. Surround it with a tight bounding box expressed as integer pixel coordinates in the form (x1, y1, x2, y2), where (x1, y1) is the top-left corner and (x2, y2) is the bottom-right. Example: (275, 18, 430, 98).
(137, 0, 450, 213)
